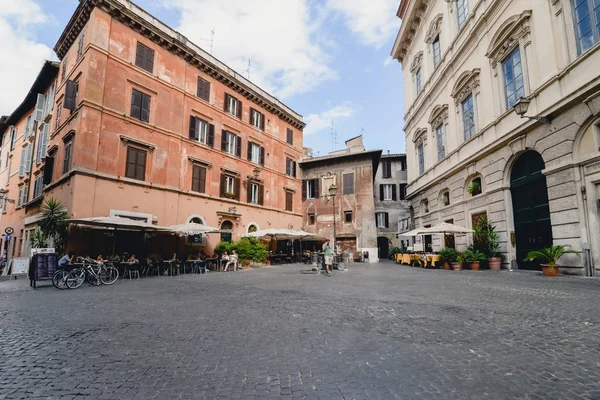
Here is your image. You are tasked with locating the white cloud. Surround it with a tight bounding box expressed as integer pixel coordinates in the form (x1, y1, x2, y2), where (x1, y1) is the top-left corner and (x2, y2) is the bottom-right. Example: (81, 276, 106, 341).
(383, 57, 393, 68)
(164, 0, 338, 99)
(304, 102, 356, 136)
(325, 0, 399, 48)
(0, 0, 54, 116)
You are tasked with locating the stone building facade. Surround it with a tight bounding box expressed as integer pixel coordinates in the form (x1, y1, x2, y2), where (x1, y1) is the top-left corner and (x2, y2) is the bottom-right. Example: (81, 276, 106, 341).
(0, 0, 304, 258)
(299, 136, 381, 263)
(374, 153, 410, 258)
(392, 0, 600, 274)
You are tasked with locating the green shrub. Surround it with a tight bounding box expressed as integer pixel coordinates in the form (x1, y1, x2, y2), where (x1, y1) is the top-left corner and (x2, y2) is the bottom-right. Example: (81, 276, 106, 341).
(235, 237, 269, 263)
(215, 241, 235, 255)
(463, 249, 487, 262)
(439, 247, 460, 263)
(390, 247, 402, 258)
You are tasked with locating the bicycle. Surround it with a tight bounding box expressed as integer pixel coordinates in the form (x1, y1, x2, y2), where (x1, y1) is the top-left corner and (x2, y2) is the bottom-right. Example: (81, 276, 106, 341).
(52, 269, 71, 289)
(66, 258, 119, 289)
(333, 254, 346, 271)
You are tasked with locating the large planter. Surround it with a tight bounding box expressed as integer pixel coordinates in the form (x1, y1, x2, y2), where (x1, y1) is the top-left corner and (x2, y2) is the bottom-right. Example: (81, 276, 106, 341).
(488, 257, 501, 270)
(470, 262, 480, 271)
(541, 264, 559, 277)
(442, 262, 450, 270)
(451, 262, 462, 271)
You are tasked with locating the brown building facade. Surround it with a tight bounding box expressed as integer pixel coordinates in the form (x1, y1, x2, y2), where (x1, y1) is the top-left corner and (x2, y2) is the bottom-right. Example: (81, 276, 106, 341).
(299, 136, 381, 263)
(0, 0, 304, 258)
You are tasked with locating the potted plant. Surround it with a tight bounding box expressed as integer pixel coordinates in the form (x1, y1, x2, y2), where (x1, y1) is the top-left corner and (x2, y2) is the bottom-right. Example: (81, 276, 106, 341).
(467, 180, 481, 196)
(224, 191, 236, 199)
(524, 245, 577, 277)
(487, 230, 502, 270)
(451, 251, 463, 271)
(438, 247, 457, 270)
(463, 249, 486, 271)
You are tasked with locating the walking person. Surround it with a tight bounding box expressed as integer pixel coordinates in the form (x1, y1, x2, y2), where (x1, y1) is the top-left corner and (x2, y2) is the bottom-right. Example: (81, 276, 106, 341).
(322, 239, 332, 277)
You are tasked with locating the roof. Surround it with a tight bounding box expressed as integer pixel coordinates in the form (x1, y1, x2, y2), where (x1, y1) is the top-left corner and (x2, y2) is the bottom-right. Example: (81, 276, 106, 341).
(381, 153, 406, 159)
(299, 149, 383, 166)
(0, 61, 59, 136)
(54, 0, 304, 129)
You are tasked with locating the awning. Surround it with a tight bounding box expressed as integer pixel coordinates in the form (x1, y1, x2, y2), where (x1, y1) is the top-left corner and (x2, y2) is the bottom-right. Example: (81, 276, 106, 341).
(421, 222, 473, 235)
(67, 216, 163, 231)
(164, 222, 220, 237)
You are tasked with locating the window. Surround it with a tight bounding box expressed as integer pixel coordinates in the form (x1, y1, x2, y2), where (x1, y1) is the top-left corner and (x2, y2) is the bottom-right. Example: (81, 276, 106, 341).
(135, 42, 155, 73)
(125, 146, 147, 181)
(502, 47, 525, 110)
(9, 127, 16, 150)
(343, 173, 354, 195)
(423, 199, 429, 213)
(36, 124, 49, 164)
(400, 184, 407, 200)
(442, 190, 450, 206)
(191, 165, 207, 193)
(468, 177, 482, 196)
(303, 179, 319, 199)
(189, 116, 214, 146)
(380, 184, 396, 201)
(457, 0, 468, 28)
(77, 33, 85, 60)
(572, 0, 600, 54)
(285, 158, 297, 177)
(436, 124, 445, 161)
(224, 94, 242, 118)
(197, 77, 210, 102)
(417, 143, 424, 175)
(286, 128, 294, 145)
(308, 213, 316, 225)
(462, 94, 475, 141)
(55, 103, 62, 130)
(249, 183, 259, 205)
(19, 144, 33, 177)
(220, 174, 240, 200)
(285, 191, 293, 211)
(221, 131, 240, 156)
(64, 80, 79, 112)
(382, 160, 392, 178)
(416, 68, 422, 94)
(63, 140, 73, 175)
(24, 116, 32, 140)
(247, 142, 264, 165)
(17, 187, 23, 208)
(376, 212, 389, 228)
(432, 36, 441, 67)
(33, 175, 44, 199)
(44, 84, 55, 118)
(130, 89, 151, 123)
(61, 60, 67, 82)
(344, 211, 352, 223)
(250, 109, 265, 130)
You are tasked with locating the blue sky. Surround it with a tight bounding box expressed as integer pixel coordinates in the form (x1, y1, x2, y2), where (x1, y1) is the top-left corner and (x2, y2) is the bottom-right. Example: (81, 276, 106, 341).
(0, 0, 406, 156)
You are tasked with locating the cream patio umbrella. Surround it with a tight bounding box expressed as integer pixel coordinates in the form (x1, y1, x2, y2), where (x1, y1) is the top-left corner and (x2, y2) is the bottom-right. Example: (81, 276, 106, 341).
(164, 222, 220, 236)
(420, 222, 473, 235)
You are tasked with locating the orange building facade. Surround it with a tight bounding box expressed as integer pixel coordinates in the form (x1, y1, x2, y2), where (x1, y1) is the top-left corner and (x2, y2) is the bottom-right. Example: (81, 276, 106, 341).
(0, 0, 304, 258)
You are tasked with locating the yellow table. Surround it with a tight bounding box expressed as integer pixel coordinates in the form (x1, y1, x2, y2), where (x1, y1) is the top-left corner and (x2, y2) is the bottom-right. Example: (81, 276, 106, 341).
(426, 255, 441, 268)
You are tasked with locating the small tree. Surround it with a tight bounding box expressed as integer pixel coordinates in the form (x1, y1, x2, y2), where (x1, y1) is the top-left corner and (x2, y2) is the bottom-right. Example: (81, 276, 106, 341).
(30, 228, 47, 249)
(235, 237, 268, 263)
(39, 199, 68, 255)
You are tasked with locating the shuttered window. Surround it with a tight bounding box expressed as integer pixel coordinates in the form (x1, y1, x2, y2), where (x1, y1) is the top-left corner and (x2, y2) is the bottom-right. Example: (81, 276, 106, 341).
(55, 103, 62, 130)
(250, 108, 265, 130)
(285, 191, 293, 211)
(220, 174, 241, 200)
(130, 89, 151, 123)
(63, 140, 73, 174)
(248, 183, 264, 205)
(221, 131, 241, 156)
(285, 158, 296, 177)
(302, 179, 319, 200)
(376, 212, 389, 228)
(343, 173, 354, 195)
(135, 42, 155, 73)
(125, 146, 147, 181)
(192, 165, 207, 194)
(189, 116, 214, 146)
(224, 93, 242, 118)
(64, 80, 79, 111)
(247, 142, 264, 165)
(400, 184, 407, 200)
(77, 33, 85, 60)
(382, 160, 392, 178)
(286, 128, 294, 145)
(197, 77, 210, 101)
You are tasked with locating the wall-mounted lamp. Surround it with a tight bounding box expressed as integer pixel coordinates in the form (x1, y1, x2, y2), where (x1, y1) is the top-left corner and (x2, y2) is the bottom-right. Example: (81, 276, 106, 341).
(0, 189, 15, 204)
(243, 167, 262, 186)
(514, 97, 552, 124)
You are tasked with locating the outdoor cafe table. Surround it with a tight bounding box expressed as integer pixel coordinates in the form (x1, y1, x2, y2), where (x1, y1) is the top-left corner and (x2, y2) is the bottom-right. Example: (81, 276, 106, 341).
(427, 254, 441, 268)
(400, 254, 420, 265)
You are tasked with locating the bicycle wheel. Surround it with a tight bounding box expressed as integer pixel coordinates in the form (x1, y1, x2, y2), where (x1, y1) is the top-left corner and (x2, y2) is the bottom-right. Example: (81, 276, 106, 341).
(52, 270, 70, 290)
(100, 266, 119, 285)
(336, 262, 346, 271)
(66, 269, 85, 289)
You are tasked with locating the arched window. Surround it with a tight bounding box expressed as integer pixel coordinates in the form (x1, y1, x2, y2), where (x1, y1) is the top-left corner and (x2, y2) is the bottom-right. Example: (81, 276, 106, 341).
(247, 224, 258, 233)
(441, 190, 450, 207)
(467, 176, 482, 196)
(190, 217, 202, 224)
(421, 199, 429, 214)
(451, 69, 480, 142)
(220, 220, 233, 243)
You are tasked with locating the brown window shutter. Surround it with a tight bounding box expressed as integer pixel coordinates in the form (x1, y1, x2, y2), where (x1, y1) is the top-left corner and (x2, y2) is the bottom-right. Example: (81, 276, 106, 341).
(293, 161, 297, 178)
(207, 124, 215, 147)
(258, 184, 264, 205)
(260, 113, 265, 130)
(237, 100, 243, 119)
(259, 146, 265, 165)
(141, 93, 150, 123)
(302, 180, 307, 200)
(392, 184, 397, 201)
(189, 116, 198, 140)
(130, 89, 141, 119)
(250, 108, 255, 125)
(220, 174, 226, 197)
(235, 135, 242, 157)
(224, 93, 229, 111)
(385, 213, 389, 228)
(234, 177, 241, 200)
(43, 156, 55, 184)
(247, 183, 252, 203)
(314, 179, 320, 199)
(146, 47, 154, 73)
(199, 167, 206, 193)
(192, 165, 199, 192)
(136, 42, 145, 68)
(380, 184, 384, 201)
(247, 141, 253, 161)
(64, 80, 78, 111)
(221, 130, 227, 152)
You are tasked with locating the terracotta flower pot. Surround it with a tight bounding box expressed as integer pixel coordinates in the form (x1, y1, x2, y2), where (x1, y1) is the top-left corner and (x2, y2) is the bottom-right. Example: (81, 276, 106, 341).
(443, 262, 450, 270)
(470, 262, 480, 271)
(451, 262, 462, 271)
(488, 257, 501, 270)
(541, 264, 559, 277)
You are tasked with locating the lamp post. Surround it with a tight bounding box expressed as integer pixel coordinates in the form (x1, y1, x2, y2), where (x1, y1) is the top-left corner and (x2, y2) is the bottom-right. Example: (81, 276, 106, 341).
(328, 183, 338, 255)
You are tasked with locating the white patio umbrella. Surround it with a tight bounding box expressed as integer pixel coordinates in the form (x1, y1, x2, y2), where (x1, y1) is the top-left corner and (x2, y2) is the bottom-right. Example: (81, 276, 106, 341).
(421, 222, 473, 235)
(242, 228, 299, 240)
(164, 222, 220, 237)
(67, 216, 163, 230)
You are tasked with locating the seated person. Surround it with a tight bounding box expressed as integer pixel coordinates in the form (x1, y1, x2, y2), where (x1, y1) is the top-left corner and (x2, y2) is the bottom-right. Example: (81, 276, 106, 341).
(58, 251, 76, 271)
(128, 254, 140, 264)
(96, 254, 108, 264)
(223, 250, 238, 272)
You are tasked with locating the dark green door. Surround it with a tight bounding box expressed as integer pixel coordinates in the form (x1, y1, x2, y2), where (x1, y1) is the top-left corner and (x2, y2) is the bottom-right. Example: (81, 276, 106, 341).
(510, 151, 553, 270)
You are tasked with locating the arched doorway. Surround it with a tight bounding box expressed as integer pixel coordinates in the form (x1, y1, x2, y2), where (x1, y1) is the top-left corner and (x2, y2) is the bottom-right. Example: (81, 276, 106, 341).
(377, 237, 390, 259)
(220, 220, 233, 243)
(510, 150, 553, 270)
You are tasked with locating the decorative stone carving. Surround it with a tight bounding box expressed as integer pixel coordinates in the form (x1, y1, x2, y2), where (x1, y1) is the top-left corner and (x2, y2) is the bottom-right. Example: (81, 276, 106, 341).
(412, 128, 428, 146)
(451, 69, 481, 106)
(410, 51, 424, 73)
(428, 104, 449, 128)
(485, 11, 532, 68)
(425, 14, 443, 44)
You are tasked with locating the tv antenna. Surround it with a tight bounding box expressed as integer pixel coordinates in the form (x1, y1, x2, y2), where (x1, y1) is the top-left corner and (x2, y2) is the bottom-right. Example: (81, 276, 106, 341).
(197, 29, 215, 54)
(330, 119, 338, 152)
(243, 59, 251, 80)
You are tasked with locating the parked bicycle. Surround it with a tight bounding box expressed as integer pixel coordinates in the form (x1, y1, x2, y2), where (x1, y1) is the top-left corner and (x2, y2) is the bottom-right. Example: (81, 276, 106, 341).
(66, 258, 119, 289)
(316, 253, 347, 272)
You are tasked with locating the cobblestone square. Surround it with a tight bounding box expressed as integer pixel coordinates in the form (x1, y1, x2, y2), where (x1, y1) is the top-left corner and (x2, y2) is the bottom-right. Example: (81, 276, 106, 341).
(1, 263, 600, 399)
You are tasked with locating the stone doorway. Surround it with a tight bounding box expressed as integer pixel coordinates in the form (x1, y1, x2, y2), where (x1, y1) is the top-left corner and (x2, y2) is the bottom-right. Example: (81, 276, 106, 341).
(377, 237, 390, 259)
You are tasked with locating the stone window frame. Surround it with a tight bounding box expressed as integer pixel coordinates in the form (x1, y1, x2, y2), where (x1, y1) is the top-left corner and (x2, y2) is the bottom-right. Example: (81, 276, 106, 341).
(412, 127, 428, 176)
(421, 198, 429, 214)
(410, 51, 424, 99)
(425, 14, 443, 70)
(485, 11, 533, 114)
(428, 104, 449, 163)
(440, 189, 451, 207)
(466, 174, 484, 197)
(450, 69, 480, 144)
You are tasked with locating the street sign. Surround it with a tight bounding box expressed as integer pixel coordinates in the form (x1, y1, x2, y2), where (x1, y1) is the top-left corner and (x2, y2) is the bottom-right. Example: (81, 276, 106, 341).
(4, 227, 13, 235)
(5, 235, 12, 241)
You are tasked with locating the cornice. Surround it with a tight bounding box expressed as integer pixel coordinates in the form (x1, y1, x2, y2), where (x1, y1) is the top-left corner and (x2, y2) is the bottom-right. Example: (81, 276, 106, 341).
(53, 0, 305, 130)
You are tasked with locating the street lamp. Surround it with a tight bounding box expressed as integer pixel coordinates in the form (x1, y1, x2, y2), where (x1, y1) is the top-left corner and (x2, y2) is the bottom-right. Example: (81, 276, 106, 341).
(328, 183, 337, 254)
(513, 97, 552, 124)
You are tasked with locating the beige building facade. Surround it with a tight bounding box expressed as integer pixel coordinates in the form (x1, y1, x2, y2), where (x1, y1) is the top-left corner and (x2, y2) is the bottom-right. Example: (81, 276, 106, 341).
(392, 0, 600, 274)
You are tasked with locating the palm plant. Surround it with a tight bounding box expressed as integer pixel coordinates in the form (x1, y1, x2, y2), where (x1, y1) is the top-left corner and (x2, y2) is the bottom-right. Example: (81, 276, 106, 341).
(30, 228, 47, 249)
(463, 249, 486, 262)
(39, 199, 68, 254)
(524, 245, 578, 268)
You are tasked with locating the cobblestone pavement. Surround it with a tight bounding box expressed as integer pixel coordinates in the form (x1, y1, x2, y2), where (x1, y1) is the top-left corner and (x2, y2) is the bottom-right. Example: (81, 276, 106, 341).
(2, 263, 600, 399)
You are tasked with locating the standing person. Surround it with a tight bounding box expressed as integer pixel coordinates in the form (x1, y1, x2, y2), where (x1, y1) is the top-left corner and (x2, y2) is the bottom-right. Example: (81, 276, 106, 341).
(58, 251, 76, 271)
(322, 240, 332, 277)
